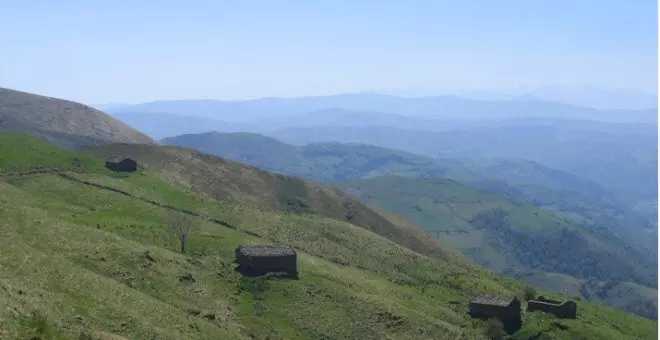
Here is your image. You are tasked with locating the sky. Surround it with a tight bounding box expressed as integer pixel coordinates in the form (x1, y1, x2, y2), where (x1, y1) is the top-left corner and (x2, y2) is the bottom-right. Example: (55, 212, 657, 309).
(0, 0, 657, 104)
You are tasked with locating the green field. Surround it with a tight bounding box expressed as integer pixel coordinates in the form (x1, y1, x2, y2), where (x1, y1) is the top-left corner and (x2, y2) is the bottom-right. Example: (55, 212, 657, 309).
(0, 132, 656, 339)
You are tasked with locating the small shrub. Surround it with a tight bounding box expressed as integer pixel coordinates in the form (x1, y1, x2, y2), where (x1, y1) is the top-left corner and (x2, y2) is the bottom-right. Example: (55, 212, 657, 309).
(485, 318, 505, 340)
(551, 320, 569, 330)
(29, 311, 50, 334)
(524, 285, 537, 301)
(78, 331, 95, 340)
(18, 311, 67, 339)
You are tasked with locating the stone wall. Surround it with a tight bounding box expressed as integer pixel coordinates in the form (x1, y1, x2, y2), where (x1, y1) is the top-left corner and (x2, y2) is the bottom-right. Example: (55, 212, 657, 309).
(469, 299, 521, 333)
(527, 296, 577, 319)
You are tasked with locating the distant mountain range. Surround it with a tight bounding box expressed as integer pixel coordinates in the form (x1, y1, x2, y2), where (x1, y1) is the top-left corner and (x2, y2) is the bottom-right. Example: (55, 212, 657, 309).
(266, 123, 657, 211)
(381, 86, 658, 111)
(105, 92, 658, 124)
(104, 95, 657, 232)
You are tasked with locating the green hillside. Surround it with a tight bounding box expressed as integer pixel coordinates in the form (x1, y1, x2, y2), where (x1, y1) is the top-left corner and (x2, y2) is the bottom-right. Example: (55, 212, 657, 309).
(161, 131, 655, 253)
(266, 123, 658, 210)
(438, 158, 657, 254)
(0, 87, 155, 149)
(161, 132, 448, 181)
(0, 132, 656, 339)
(82, 142, 464, 264)
(335, 176, 658, 319)
(160, 131, 657, 317)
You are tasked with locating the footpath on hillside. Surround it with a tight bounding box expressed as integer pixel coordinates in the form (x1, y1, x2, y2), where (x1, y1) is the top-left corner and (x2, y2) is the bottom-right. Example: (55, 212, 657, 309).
(0, 166, 265, 239)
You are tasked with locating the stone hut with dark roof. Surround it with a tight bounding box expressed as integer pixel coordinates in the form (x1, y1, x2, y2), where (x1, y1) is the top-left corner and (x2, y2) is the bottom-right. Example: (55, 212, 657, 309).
(105, 157, 137, 172)
(528, 296, 577, 319)
(469, 295, 522, 332)
(234, 245, 298, 278)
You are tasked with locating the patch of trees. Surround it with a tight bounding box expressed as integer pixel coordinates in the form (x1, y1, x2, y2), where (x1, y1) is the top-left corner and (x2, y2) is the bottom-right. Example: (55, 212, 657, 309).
(469, 208, 656, 288)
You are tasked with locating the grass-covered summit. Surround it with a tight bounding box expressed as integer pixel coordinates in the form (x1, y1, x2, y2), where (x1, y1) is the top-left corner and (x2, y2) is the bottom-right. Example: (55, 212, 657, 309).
(0, 132, 656, 339)
(0, 87, 155, 149)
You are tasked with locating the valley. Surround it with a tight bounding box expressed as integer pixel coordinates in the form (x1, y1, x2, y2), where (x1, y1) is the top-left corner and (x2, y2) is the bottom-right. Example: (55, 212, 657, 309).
(2, 2, 657, 338)
(0, 87, 657, 339)
(162, 131, 658, 319)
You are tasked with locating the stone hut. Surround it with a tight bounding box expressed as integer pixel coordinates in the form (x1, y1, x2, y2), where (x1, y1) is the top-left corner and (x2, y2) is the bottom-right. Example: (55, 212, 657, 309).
(469, 295, 522, 332)
(234, 245, 298, 278)
(105, 157, 138, 172)
(527, 296, 577, 319)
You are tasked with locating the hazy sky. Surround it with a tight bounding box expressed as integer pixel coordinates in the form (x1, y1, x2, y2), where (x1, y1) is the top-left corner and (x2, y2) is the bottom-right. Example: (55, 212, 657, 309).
(1, 1, 657, 104)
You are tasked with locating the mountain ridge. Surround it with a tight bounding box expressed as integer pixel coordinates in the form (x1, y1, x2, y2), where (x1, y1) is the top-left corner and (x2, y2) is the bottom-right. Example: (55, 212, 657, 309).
(0, 87, 156, 149)
(107, 92, 658, 124)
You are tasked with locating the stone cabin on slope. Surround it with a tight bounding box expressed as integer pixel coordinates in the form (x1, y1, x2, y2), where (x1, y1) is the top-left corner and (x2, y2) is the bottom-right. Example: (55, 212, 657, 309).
(527, 296, 577, 319)
(105, 157, 138, 172)
(468, 295, 522, 333)
(234, 245, 298, 278)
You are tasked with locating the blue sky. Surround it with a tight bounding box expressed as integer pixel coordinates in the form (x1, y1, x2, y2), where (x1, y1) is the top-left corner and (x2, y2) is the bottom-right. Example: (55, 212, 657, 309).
(0, 1, 657, 103)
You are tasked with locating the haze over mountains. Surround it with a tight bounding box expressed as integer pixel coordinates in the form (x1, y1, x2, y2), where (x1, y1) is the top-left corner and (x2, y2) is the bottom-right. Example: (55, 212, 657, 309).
(105, 93, 657, 223)
(105, 91, 658, 125)
(136, 86, 657, 320)
(377, 86, 658, 111)
(0, 86, 657, 338)
(2, 0, 656, 336)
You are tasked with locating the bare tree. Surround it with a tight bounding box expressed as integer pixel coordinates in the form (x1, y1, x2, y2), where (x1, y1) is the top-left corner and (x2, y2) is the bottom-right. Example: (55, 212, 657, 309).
(485, 318, 505, 340)
(168, 211, 200, 254)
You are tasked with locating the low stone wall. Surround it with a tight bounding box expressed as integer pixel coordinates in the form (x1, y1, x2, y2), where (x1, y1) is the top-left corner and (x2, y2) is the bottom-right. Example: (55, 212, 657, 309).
(468, 297, 522, 333)
(528, 296, 577, 319)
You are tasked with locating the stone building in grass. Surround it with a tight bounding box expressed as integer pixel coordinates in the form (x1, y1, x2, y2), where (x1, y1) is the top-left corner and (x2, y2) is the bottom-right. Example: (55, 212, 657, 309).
(105, 157, 137, 172)
(468, 295, 522, 333)
(527, 296, 577, 319)
(234, 245, 298, 278)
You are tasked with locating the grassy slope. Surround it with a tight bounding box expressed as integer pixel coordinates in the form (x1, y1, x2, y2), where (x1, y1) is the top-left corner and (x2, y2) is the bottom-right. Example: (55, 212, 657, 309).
(0, 132, 655, 340)
(265, 123, 657, 206)
(438, 158, 657, 254)
(83, 142, 466, 265)
(0, 87, 155, 149)
(335, 176, 658, 318)
(160, 132, 657, 318)
(161, 132, 655, 247)
(518, 271, 658, 320)
(161, 132, 449, 181)
(335, 176, 654, 281)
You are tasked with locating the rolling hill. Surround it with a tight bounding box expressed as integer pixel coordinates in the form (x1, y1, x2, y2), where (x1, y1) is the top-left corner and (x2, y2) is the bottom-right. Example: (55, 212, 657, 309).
(108, 111, 258, 140)
(266, 122, 657, 218)
(333, 176, 658, 319)
(161, 131, 656, 252)
(0, 87, 155, 149)
(161, 131, 658, 318)
(161, 132, 450, 181)
(82, 141, 464, 264)
(0, 132, 656, 339)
